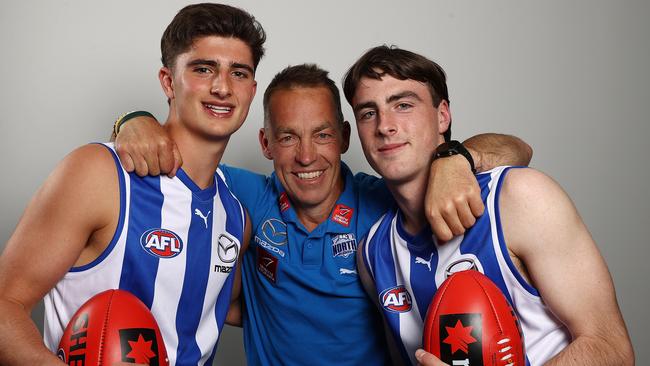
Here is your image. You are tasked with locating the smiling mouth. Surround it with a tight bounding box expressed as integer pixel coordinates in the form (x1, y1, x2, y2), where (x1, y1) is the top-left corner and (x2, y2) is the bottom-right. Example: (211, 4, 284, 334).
(295, 170, 324, 180)
(204, 103, 233, 115)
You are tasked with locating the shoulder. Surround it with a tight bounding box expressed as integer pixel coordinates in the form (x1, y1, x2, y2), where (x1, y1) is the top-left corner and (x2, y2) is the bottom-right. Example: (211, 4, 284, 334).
(53, 144, 119, 188)
(498, 167, 581, 255)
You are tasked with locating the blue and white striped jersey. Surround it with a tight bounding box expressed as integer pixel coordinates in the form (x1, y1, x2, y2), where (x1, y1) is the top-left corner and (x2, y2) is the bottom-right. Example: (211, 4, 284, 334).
(362, 166, 570, 366)
(43, 143, 245, 366)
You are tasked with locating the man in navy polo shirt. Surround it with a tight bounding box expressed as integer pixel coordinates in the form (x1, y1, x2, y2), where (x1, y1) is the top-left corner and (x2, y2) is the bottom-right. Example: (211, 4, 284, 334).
(114, 64, 532, 365)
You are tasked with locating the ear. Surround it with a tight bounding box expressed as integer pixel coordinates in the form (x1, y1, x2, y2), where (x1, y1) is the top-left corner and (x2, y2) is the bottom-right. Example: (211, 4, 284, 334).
(259, 127, 273, 160)
(159, 67, 175, 100)
(340, 121, 351, 154)
(251, 80, 258, 101)
(436, 100, 452, 135)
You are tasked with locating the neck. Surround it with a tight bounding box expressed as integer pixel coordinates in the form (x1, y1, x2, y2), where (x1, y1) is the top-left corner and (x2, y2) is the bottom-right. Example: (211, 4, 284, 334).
(163, 118, 228, 189)
(294, 175, 344, 233)
(387, 171, 430, 236)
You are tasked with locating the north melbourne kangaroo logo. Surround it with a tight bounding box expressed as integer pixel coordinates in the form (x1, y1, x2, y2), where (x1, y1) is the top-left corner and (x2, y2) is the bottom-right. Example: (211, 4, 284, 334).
(415, 253, 434, 271)
(194, 208, 211, 228)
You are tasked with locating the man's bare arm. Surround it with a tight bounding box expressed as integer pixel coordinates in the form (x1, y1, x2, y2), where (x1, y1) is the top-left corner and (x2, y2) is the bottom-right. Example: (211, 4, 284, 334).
(225, 211, 251, 327)
(425, 134, 533, 241)
(0, 145, 119, 366)
(501, 168, 633, 365)
(464, 133, 532, 171)
(112, 114, 182, 177)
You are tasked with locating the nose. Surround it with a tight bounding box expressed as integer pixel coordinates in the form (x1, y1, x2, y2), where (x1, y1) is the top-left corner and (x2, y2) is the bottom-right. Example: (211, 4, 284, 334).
(211, 72, 232, 98)
(295, 139, 317, 166)
(376, 112, 397, 136)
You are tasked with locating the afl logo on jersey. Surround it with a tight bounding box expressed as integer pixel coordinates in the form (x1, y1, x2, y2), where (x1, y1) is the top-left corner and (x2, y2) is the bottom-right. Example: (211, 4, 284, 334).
(380, 285, 412, 313)
(140, 228, 183, 258)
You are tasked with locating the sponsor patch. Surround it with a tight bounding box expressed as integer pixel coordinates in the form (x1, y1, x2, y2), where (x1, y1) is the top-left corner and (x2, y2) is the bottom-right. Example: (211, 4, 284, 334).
(279, 192, 290, 212)
(217, 233, 239, 263)
(331, 204, 353, 227)
(140, 228, 183, 258)
(331, 233, 357, 258)
(257, 246, 279, 283)
(379, 285, 412, 313)
(119, 328, 162, 366)
(444, 255, 482, 278)
(261, 218, 288, 246)
(439, 314, 483, 364)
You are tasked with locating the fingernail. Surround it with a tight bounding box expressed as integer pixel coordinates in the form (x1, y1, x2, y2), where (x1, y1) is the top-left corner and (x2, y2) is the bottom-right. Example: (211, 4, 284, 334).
(415, 349, 425, 360)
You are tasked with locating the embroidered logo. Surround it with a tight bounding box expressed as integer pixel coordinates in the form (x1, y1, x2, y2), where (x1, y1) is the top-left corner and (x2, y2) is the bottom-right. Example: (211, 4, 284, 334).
(261, 218, 288, 246)
(331, 233, 357, 258)
(380, 285, 412, 313)
(216, 234, 239, 263)
(279, 192, 290, 212)
(331, 204, 353, 227)
(194, 208, 211, 228)
(257, 246, 279, 283)
(444, 255, 482, 278)
(415, 252, 434, 271)
(339, 268, 357, 275)
(140, 229, 183, 258)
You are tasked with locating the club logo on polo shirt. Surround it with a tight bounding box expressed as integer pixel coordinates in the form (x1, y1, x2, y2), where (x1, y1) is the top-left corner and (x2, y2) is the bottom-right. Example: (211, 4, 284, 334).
(140, 228, 183, 258)
(331, 204, 353, 227)
(331, 233, 357, 258)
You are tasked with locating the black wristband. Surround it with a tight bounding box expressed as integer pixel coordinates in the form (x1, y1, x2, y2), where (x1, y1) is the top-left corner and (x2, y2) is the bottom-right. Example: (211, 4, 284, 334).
(113, 111, 156, 136)
(433, 140, 476, 174)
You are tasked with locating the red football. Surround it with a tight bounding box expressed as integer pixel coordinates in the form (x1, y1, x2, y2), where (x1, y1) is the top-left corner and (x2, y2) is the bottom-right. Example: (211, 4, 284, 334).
(57, 289, 169, 366)
(423, 270, 525, 365)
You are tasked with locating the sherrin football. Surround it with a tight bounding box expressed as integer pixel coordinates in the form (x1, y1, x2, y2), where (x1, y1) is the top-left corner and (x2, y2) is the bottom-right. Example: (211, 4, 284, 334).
(57, 289, 169, 366)
(423, 270, 525, 365)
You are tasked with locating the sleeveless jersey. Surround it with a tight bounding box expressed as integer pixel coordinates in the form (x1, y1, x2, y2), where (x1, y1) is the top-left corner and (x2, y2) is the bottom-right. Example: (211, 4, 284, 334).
(43, 143, 245, 366)
(362, 166, 570, 366)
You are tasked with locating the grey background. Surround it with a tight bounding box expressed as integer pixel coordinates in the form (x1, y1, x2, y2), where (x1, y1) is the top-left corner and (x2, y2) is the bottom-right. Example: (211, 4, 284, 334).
(1, 0, 648, 364)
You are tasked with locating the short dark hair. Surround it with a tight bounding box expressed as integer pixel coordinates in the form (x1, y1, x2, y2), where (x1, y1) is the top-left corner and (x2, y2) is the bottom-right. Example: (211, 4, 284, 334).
(343, 45, 451, 141)
(263, 64, 344, 128)
(161, 3, 266, 71)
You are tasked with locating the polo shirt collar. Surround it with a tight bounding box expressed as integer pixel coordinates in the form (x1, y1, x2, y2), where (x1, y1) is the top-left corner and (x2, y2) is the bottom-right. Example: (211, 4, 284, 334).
(270, 162, 357, 235)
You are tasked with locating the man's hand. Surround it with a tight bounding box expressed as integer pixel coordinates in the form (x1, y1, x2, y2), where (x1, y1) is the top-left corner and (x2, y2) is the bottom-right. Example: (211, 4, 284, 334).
(415, 349, 449, 366)
(425, 154, 484, 242)
(114, 115, 182, 177)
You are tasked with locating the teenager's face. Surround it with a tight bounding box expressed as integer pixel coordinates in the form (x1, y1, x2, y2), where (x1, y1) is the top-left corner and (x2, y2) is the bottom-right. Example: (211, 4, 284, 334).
(352, 75, 449, 185)
(260, 86, 350, 212)
(160, 36, 257, 140)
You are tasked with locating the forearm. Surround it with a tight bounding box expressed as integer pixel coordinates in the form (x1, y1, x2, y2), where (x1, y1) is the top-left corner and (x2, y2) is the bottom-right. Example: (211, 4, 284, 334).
(0, 299, 65, 366)
(545, 334, 634, 366)
(463, 133, 532, 171)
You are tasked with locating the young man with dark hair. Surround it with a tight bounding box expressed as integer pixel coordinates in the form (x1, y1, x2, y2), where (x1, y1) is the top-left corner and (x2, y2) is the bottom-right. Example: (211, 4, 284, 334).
(346, 45, 633, 365)
(0, 3, 264, 365)
(113, 61, 533, 364)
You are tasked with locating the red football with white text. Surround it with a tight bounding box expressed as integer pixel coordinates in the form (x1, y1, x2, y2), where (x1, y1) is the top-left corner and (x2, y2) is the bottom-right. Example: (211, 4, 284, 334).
(57, 289, 169, 366)
(423, 270, 525, 365)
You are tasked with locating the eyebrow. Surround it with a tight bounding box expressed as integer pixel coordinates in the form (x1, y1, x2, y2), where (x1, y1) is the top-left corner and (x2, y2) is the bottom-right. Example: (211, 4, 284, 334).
(275, 123, 333, 135)
(186, 59, 255, 74)
(386, 91, 423, 104)
(353, 90, 423, 114)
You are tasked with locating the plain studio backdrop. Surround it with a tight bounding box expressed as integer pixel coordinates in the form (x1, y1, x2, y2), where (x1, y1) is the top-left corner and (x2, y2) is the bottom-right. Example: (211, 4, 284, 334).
(1, 1, 648, 363)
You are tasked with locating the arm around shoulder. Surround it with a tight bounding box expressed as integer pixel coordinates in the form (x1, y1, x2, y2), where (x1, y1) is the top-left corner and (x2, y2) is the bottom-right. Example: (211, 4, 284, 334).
(463, 133, 533, 171)
(499, 168, 634, 365)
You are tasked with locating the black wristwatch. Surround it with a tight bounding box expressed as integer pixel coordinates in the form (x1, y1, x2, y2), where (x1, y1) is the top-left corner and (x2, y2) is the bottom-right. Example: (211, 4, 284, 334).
(433, 140, 476, 174)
